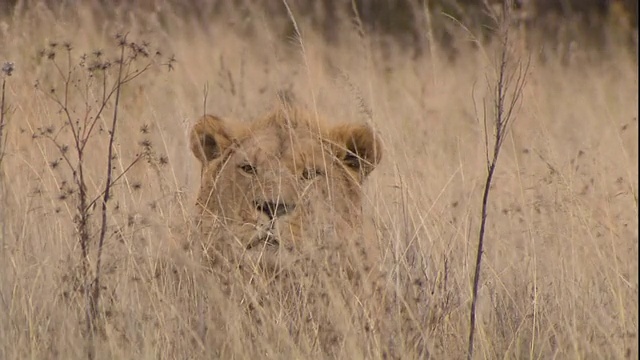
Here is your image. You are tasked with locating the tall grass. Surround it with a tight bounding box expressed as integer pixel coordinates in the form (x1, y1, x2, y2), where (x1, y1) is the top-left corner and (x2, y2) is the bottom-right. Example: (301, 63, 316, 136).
(0, 2, 637, 359)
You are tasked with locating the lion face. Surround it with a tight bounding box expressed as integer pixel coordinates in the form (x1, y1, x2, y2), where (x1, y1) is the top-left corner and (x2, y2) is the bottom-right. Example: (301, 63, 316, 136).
(190, 106, 382, 262)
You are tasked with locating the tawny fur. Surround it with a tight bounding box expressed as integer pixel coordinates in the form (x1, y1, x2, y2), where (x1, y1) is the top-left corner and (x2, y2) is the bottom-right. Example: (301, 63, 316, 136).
(189, 104, 382, 268)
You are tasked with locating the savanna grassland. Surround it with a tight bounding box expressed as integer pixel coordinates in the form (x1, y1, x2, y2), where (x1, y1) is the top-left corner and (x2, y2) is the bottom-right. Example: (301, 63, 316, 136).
(0, 2, 637, 359)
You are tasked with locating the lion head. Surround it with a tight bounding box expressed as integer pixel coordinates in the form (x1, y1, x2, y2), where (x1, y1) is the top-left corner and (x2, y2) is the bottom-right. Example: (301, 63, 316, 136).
(189, 104, 382, 265)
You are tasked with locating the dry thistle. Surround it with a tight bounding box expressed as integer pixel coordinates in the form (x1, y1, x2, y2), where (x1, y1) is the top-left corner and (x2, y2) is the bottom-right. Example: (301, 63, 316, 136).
(30, 33, 174, 352)
(158, 155, 169, 166)
(49, 159, 61, 169)
(1, 62, 14, 77)
(139, 138, 153, 151)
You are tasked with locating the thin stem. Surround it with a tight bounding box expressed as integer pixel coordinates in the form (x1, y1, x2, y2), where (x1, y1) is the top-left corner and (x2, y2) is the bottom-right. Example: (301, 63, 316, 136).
(467, 2, 528, 359)
(0, 78, 6, 166)
(75, 147, 93, 350)
(467, 149, 498, 360)
(91, 39, 126, 323)
(0, 77, 6, 253)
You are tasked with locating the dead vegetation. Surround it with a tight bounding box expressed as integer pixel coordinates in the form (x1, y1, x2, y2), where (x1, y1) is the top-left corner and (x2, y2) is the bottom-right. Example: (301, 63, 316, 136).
(0, 2, 637, 359)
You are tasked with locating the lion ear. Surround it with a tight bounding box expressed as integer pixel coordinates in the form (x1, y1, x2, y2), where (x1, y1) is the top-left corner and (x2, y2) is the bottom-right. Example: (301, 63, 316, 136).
(190, 115, 240, 163)
(330, 124, 382, 178)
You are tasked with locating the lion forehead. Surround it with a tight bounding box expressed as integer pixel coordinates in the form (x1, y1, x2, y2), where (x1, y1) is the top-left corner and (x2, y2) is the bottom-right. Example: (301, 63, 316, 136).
(237, 124, 330, 164)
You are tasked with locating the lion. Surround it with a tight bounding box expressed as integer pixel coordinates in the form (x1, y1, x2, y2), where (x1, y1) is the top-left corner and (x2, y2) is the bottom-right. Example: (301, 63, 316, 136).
(187, 101, 393, 355)
(189, 102, 382, 269)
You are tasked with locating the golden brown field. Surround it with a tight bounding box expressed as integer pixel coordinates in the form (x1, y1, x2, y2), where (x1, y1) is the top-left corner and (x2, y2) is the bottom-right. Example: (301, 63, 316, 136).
(0, 2, 637, 359)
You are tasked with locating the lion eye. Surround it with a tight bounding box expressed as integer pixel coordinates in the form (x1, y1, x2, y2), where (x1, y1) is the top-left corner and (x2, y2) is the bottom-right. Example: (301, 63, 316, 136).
(239, 164, 257, 175)
(301, 168, 323, 180)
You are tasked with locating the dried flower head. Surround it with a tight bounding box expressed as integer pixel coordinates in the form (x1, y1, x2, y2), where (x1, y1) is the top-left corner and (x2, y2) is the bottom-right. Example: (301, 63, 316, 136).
(2, 62, 14, 77)
(139, 139, 152, 150)
(158, 155, 169, 166)
(115, 33, 128, 47)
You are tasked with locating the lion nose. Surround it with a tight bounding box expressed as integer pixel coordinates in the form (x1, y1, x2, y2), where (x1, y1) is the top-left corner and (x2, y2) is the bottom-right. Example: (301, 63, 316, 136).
(256, 201, 295, 219)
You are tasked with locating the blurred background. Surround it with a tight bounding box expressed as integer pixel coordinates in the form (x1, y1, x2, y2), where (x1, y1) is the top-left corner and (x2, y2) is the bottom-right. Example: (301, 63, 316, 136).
(2, 0, 636, 59)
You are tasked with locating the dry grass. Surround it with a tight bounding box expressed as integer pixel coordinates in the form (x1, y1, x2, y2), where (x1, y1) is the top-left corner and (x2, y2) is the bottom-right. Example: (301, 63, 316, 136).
(0, 3, 637, 359)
